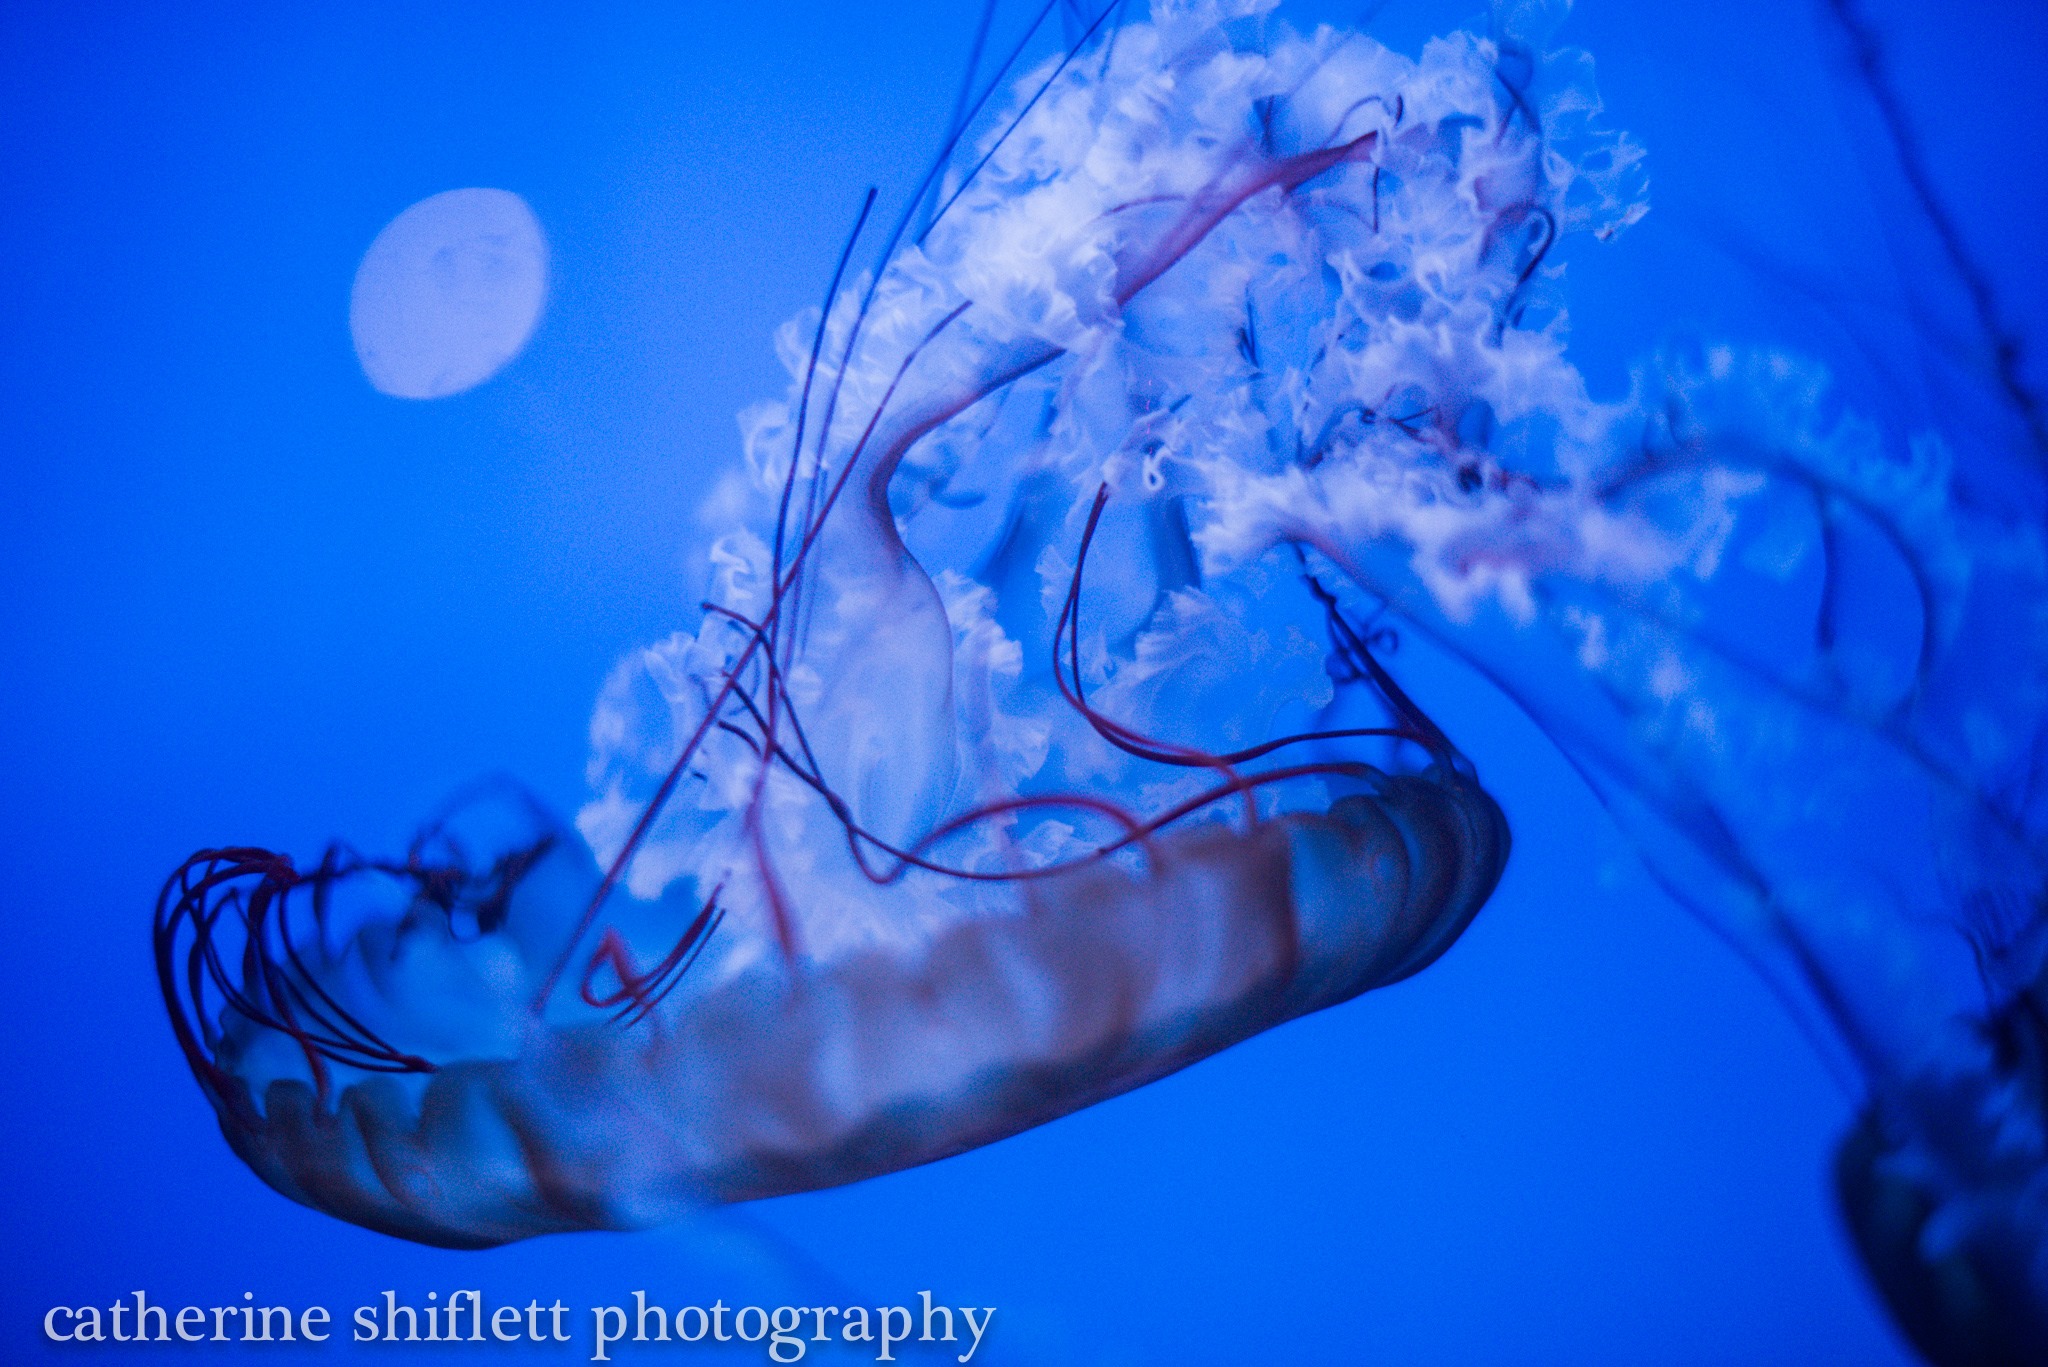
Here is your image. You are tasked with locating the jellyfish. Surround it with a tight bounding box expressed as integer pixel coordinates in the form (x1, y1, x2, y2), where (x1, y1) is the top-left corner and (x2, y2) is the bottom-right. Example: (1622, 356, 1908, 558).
(156, 0, 1534, 1251)
(150, 0, 2047, 1357)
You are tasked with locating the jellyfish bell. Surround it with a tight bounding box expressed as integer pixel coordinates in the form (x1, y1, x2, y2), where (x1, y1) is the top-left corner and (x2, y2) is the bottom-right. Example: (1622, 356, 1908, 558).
(349, 187, 548, 400)
(160, 769, 1503, 1247)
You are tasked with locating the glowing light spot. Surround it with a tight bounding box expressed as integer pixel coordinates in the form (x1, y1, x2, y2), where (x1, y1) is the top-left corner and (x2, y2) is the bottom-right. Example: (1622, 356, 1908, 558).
(348, 188, 548, 400)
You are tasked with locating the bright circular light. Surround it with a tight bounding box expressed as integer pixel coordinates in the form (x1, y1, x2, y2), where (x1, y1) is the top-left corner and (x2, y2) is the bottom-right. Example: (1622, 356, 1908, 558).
(349, 188, 548, 400)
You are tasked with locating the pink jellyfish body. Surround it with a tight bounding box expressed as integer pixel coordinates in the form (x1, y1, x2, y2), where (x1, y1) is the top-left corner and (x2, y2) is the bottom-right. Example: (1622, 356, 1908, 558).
(151, 0, 1650, 1250)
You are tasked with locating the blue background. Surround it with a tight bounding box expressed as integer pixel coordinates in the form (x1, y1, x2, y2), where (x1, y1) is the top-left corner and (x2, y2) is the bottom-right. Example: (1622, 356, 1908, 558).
(2, 1, 2043, 1362)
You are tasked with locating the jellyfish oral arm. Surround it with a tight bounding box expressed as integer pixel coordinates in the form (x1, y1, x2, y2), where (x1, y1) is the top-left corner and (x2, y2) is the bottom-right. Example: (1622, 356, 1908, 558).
(860, 132, 1382, 513)
(540, 129, 1388, 992)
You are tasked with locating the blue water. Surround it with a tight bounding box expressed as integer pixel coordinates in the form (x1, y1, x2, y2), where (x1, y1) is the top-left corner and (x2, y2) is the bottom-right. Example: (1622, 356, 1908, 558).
(2, 1, 2042, 1361)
